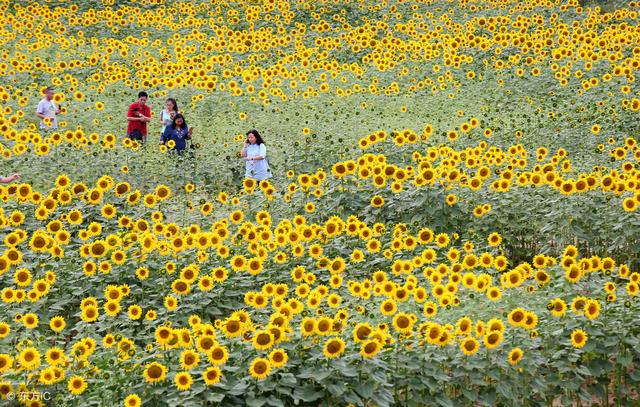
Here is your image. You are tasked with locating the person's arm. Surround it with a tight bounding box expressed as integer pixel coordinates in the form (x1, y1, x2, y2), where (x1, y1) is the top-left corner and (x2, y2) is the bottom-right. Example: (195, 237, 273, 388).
(127, 105, 140, 122)
(0, 173, 20, 184)
(135, 113, 151, 122)
(36, 102, 46, 119)
(240, 141, 249, 157)
(160, 127, 171, 145)
(141, 106, 152, 123)
(250, 144, 266, 161)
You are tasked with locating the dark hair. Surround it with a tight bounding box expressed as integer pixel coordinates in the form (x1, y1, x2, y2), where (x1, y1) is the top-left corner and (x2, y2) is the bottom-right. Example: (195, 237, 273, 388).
(45, 86, 54, 92)
(166, 98, 178, 112)
(246, 129, 265, 145)
(138, 91, 148, 98)
(171, 114, 187, 129)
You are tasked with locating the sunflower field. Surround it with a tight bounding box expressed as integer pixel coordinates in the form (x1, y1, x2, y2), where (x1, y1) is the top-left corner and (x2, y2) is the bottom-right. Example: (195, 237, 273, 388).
(1, 0, 640, 406)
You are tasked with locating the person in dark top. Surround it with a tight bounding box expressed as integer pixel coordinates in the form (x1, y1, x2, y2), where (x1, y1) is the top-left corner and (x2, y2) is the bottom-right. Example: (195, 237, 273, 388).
(127, 91, 152, 143)
(160, 114, 192, 152)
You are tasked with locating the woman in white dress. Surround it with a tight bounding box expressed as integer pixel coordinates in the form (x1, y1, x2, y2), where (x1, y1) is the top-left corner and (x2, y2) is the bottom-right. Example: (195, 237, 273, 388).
(240, 129, 272, 181)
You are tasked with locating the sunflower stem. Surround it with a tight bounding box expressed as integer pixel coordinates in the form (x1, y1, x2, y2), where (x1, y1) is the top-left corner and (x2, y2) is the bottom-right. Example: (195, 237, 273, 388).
(394, 354, 399, 403)
(615, 361, 622, 407)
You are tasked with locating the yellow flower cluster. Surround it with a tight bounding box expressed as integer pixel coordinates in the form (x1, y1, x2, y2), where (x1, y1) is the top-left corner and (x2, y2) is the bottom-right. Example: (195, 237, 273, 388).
(0, 168, 637, 403)
(292, 134, 640, 212)
(0, 0, 639, 404)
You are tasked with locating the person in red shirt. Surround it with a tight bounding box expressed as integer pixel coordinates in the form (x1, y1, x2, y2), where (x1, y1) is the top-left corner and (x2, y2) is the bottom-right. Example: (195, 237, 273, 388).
(127, 91, 152, 143)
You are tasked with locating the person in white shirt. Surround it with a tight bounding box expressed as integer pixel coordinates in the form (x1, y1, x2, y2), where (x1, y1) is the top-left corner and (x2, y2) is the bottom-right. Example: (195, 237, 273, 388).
(159, 98, 178, 141)
(240, 129, 272, 181)
(36, 87, 61, 129)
